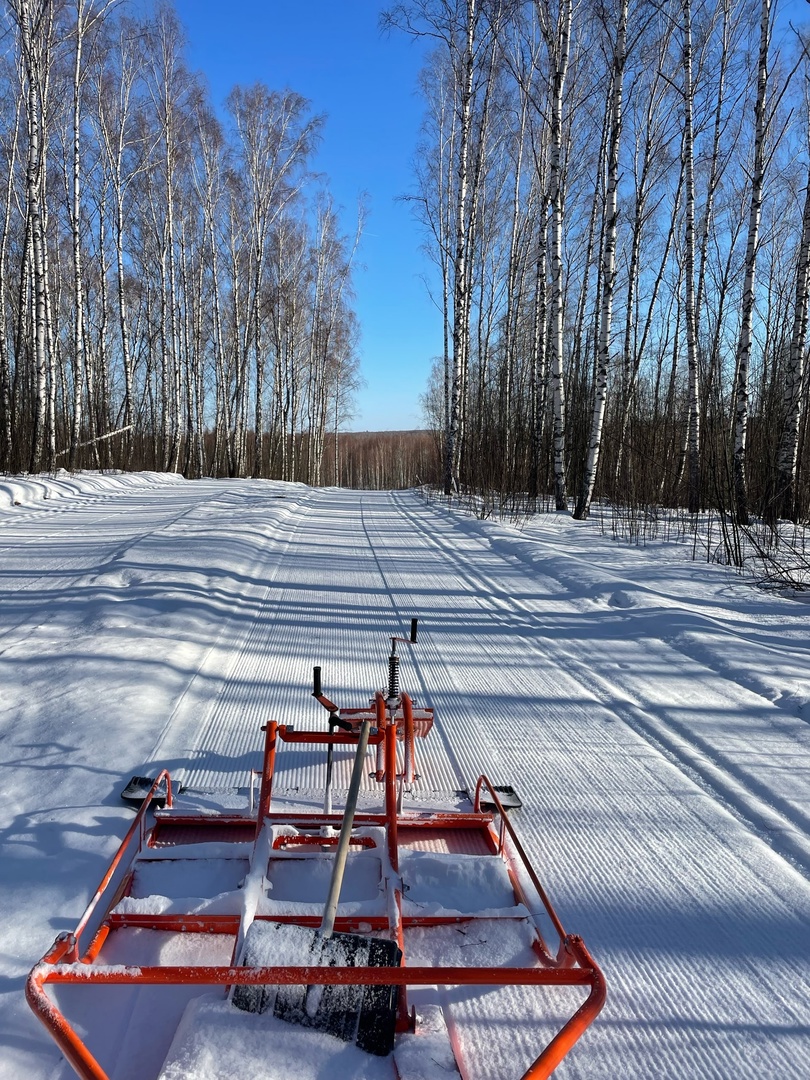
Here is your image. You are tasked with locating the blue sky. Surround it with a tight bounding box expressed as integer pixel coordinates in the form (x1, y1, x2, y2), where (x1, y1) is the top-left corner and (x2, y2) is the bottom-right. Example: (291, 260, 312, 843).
(171, 0, 437, 432)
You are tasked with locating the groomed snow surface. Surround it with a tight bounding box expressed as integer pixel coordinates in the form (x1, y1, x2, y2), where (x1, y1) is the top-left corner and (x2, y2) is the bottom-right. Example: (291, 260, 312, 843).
(1, 472, 809, 1079)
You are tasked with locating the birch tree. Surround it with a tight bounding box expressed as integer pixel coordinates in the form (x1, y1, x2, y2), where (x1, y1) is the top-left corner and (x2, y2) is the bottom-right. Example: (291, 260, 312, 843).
(775, 60, 810, 522)
(227, 84, 321, 477)
(7, 0, 54, 472)
(190, 96, 228, 473)
(732, 0, 772, 525)
(410, 54, 456, 447)
(92, 14, 158, 469)
(536, 0, 572, 511)
(384, 0, 508, 495)
(446, 0, 482, 495)
(65, 2, 119, 469)
(142, 6, 194, 472)
(304, 193, 364, 485)
(574, 0, 629, 520)
(0, 71, 22, 469)
(681, 0, 700, 514)
(612, 11, 681, 488)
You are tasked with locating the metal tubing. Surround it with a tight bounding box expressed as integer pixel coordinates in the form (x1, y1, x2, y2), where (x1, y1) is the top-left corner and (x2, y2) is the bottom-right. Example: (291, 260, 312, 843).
(27, 956, 604, 1080)
(31, 961, 601, 989)
(29, 694, 605, 1080)
(374, 690, 386, 780)
(474, 774, 569, 948)
(69, 770, 172, 961)
(382, 718, 408, 1028)
(313, 692, 341, 714)
(256, 721, 279, 827)
(522, 937, 607, 1079)
(26, 962, 109, 1080)
(401, 692, 416, 784)
(107, 910, 541, 934)
(319, 720, 371, 939)
(323, 715, 337, 816)
(384, 720, 399, 874)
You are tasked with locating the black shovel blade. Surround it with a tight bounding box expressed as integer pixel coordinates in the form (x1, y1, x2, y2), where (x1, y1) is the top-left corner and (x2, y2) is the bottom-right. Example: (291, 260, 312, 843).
(232, 921, 401, 1056)
(120, 775, 168, 809)
(478, 784, 522, 812)
(355, 936, 402, 1056)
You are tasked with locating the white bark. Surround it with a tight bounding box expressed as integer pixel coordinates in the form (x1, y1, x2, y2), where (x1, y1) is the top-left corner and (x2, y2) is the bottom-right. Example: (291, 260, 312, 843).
(9, 0, 52, 472)
(445, 0, 477, 495)
(0, 90, 22, 467)
(575, 0, 628, 521)
(732, 0, 771, 525)
(67, 1, 119, 469)
(682, 0, 700, 514)
(775, 169, 810, 520)
(539, 0, 573, 512)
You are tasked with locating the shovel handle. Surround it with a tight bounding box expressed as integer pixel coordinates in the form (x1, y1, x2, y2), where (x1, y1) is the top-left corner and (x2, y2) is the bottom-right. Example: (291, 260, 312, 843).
(320, 720, 371, 939)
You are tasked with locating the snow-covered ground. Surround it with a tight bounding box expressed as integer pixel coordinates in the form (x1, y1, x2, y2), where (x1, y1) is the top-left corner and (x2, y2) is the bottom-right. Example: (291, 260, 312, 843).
(1, 472, 809, 1078)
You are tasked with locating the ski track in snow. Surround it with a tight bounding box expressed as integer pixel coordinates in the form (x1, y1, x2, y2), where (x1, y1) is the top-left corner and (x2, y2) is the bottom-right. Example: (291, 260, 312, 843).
(389, 493, 810, 872)
(375, 492, 810, 1078)
(0, 476, 809, 1079)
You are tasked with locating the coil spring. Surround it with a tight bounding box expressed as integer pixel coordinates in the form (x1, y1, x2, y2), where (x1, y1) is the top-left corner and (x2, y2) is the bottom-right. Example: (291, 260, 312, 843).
(388, 651, 400, 700)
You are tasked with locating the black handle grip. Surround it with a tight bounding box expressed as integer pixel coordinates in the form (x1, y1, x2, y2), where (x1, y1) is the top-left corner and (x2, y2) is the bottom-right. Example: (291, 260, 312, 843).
(313, 666, 322, 698)
(410, 618, 419, 643)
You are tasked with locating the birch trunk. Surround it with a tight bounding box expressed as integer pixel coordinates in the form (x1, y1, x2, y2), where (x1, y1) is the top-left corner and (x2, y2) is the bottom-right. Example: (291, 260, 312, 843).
(529, 194, 548, 502)
(574, 0, 627, 521)
(682, 0, 700, 514)
(0, 93, 21, 468)
(20, 1, 50, 474)
(445, 0, 478, 496)
(97, 20, 141, 470)
(775, 168, 810, 521)
(69, 2, 87, 470)
(541, 0, 573, 511)
(613, 26, 678, 485)
(732, 0, 771, 526)
(502, 90, 530, 486)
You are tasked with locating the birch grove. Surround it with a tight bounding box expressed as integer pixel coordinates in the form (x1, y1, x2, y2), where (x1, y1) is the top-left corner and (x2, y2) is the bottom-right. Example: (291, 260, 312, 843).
(394, 0, 810, 525)
(5, 0, 810, 517)
(0, 0, 363, 480)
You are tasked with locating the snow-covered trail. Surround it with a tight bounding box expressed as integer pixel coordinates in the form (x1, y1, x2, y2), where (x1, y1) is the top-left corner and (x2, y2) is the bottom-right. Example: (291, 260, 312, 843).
(370, 492, 810, 1078)
(1, 477, 809, 1079)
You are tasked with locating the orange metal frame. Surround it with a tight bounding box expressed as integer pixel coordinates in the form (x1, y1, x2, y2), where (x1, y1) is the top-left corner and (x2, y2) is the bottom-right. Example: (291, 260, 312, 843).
(26, 707, 605, 1080)
(312, 688, 433, 784)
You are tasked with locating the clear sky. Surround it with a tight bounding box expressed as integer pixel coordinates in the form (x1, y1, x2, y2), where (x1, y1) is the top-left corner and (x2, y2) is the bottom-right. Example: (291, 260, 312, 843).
(170, 0, 437, 432)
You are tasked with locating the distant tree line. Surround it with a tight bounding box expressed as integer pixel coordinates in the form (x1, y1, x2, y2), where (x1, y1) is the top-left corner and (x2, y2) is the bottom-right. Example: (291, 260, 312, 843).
(0, 0, 364, 482)
(387, 0, 810, 526)
(324, 429, 439, 489)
